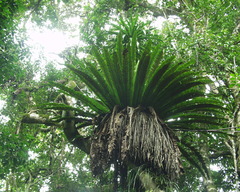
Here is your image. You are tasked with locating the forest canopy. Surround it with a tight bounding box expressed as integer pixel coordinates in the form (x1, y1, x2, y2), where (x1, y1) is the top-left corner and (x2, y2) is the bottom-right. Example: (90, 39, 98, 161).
(0, 0, 239, 191)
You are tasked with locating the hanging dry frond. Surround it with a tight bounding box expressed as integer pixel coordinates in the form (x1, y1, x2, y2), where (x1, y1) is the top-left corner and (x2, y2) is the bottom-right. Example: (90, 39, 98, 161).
(90, 106, 182, 180)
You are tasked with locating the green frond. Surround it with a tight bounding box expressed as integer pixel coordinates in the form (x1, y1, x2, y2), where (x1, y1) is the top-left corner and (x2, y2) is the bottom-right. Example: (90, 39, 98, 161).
(37, 103, 95, 117)
(71, 35, 224, 136)
(168, 112, 225, 125)
(164, 97, 223, 117)
(171, 119, 223, 126)
(178, 140, 210, 179)
(149, 44, 164, 72)
(91, 46, 115, 86)
(133, 41, 151, 105)
(116, 33, 124, 71)
(102, 48, 119, 89)
(58, 32, 225, 131)
(76, 121, 92, 129)
(92, 45, 123, 104)
(66, 63, 116, 108)
(142, 56, 175, 103)
(158, 88, 204, 110)
(127, 32, 137, 105)
(155, 71, 206, 102)
(144, 63, 206, 106)
(181, 139, 209, 178)
(48, 28, 228, 184)
(118, 16, 140, 38)
(49, 81, 109, 113)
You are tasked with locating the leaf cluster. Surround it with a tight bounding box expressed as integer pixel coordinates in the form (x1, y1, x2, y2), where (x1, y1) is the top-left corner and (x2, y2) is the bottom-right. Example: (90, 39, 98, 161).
(52, 33, 225, 127)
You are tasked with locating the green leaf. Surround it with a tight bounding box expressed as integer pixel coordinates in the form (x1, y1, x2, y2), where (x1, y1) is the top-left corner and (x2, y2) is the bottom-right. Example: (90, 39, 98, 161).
(49, 81, 109, 114)
(179, 140, 210, 179)
(37, 103, 96, 117)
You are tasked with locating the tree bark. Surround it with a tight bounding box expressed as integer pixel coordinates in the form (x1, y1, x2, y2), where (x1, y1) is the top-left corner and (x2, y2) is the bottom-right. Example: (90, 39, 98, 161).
(200, 135, 217, 192)
(21, 112, 91, 154)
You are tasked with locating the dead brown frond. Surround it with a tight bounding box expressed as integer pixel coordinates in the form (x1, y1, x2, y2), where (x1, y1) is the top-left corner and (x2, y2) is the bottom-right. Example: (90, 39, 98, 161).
(90, 106, 182, 180)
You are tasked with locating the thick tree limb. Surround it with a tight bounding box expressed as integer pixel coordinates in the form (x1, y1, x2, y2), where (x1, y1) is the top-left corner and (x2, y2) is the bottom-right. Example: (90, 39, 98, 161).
(62, 110, 91, 154)
(21, 112, 91, 154)
(22, 113, 59, 126)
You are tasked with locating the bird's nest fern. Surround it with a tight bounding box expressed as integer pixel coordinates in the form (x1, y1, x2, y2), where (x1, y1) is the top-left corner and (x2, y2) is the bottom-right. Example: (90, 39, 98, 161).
(45, 33, 225, 181)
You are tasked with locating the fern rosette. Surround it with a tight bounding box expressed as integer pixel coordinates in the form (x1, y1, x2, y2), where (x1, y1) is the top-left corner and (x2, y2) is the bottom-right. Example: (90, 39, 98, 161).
(47, 33, 224, 183)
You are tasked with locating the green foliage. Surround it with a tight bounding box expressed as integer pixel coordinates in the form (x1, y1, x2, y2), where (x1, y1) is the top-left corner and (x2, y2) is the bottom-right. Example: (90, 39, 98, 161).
(0, 0, 29, 85)
(49, 81, 109, 113)
(0, 125, 29, 179)
(64, 33, 224, 127)
(229, 72, 240, 88)
(178, 140, 209, 179)
(109, 16, 157, 47)
(0, 0, 239, 191)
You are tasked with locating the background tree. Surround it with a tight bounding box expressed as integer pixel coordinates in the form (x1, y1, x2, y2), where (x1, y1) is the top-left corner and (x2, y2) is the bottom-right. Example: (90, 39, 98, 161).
(0, 0, 239, 191)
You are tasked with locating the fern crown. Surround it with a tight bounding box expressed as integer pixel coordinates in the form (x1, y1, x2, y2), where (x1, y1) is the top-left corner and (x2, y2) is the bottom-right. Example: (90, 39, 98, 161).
(50, 33, 223, 127)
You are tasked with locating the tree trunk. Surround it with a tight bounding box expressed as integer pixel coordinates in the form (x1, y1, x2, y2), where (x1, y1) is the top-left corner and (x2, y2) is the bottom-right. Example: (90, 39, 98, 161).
(234, 104, 240, 190)
(200, 135, 217, 192)
(224, 90, 240, 191)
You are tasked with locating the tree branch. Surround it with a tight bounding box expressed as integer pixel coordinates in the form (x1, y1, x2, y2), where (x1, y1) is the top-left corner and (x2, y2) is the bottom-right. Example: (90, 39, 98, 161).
(21, 112, 91, 154)
(22, 113, 59, 126)
(138, 2, 180, 18)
